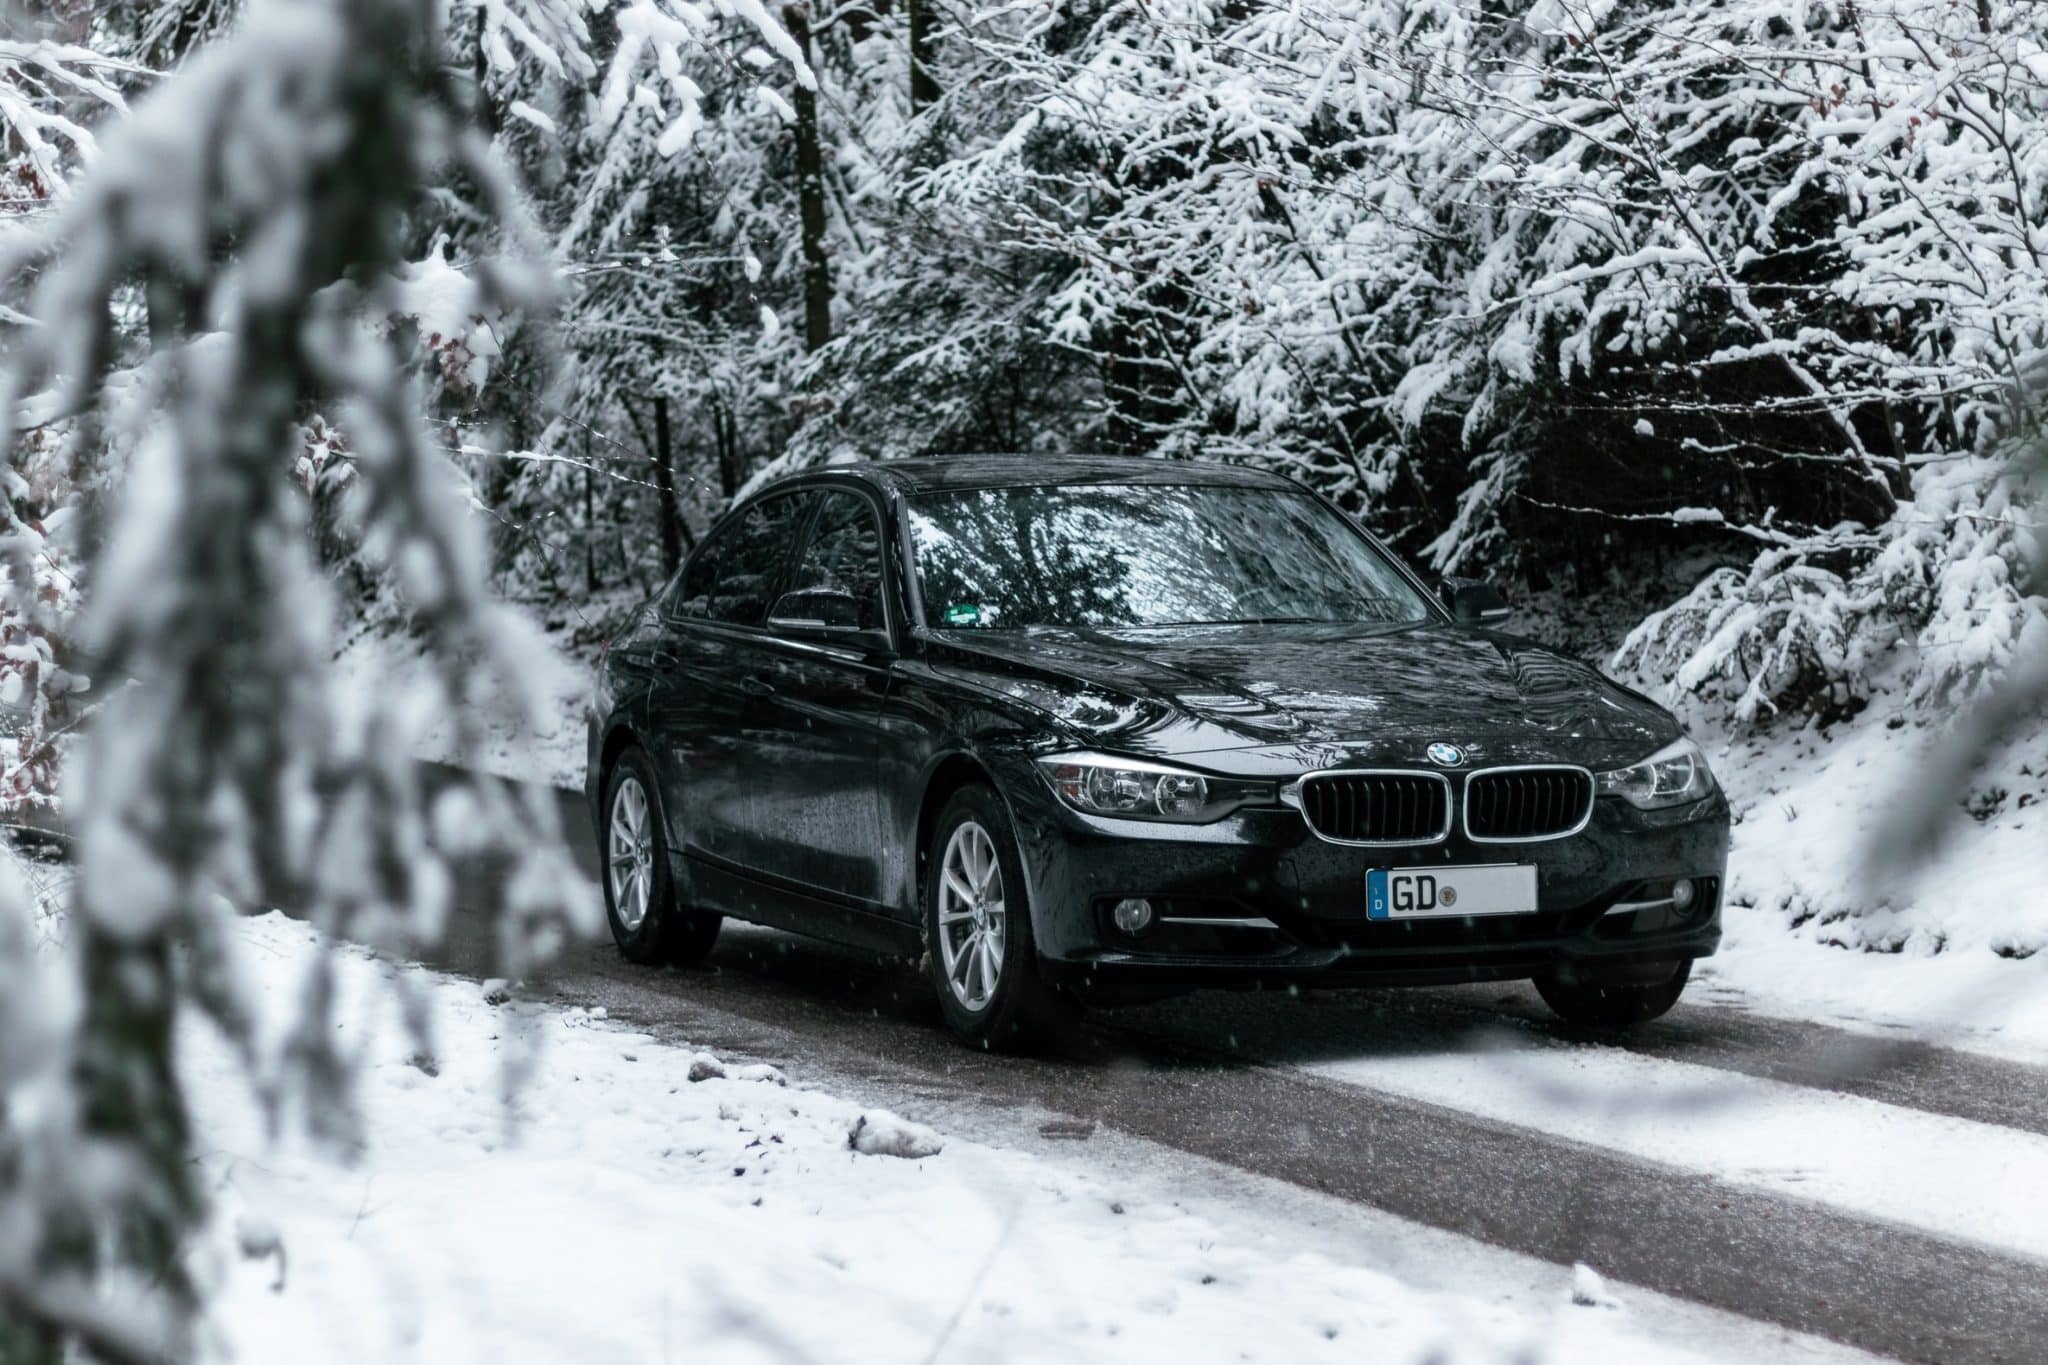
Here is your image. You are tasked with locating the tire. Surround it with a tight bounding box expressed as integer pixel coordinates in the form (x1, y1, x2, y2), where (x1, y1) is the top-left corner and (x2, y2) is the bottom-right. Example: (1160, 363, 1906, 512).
(601, 747, 721, 966)
(923, 784, 1062, 1049)
(1535, 959, 1691, 1028)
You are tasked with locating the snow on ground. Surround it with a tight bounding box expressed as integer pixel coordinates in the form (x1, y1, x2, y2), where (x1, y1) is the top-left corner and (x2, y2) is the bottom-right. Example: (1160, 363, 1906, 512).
(1682, 682, 2048, 1061)
(191, 913, 1864, 1365)
(1709, 689, 2048, 959)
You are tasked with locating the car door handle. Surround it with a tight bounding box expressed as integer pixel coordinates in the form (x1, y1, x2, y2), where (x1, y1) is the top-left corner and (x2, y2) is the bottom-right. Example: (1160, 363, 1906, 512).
(741, 674, 775, 698)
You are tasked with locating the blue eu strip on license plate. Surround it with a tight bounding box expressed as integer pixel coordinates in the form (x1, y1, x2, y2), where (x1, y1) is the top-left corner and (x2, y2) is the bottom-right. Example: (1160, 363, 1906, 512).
(1367, 868, 1392, 920)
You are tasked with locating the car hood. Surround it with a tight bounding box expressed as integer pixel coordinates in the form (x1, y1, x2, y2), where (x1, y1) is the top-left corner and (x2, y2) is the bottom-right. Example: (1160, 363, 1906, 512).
(924, 621, 1679, 773)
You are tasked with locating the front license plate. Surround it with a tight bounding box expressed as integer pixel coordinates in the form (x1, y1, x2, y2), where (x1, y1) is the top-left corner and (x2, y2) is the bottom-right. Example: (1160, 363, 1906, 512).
(1367, 865, 1538, 920)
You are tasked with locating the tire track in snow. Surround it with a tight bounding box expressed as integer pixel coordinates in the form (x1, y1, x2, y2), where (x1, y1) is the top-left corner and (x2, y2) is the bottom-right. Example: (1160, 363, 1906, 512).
(1292, 1034, 2048, 1261)
(1117, 979, 2048, 1140)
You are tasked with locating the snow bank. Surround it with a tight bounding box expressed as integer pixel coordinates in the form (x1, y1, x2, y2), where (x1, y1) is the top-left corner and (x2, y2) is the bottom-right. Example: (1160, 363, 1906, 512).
(1690, 695, 2048, 1056)
(1713, 700, 2048, 960)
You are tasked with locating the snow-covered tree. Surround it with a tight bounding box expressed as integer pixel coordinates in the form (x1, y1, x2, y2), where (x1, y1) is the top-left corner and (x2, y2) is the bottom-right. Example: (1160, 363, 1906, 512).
(0, 0, 799, 1355)
(878, 0, 2048, 725)
(0, 15, 133, 819)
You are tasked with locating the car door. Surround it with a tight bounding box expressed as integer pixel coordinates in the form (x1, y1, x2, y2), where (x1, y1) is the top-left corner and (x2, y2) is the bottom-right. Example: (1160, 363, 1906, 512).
(645, 489, 812, 877)
(741, 486, 897, 908)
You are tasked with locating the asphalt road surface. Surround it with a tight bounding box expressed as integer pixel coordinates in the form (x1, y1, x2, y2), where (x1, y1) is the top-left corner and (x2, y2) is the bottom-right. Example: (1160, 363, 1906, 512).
(293, 764, 2048, 1365)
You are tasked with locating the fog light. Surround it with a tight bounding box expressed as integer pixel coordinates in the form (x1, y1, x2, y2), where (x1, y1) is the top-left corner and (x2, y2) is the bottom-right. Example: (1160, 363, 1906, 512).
(1112, 898, 1154, 934)
(1670, 878, 1697, 911)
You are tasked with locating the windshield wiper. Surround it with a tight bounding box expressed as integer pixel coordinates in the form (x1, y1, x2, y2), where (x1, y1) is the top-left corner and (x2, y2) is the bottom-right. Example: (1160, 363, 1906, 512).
(1177, 616, 1328, 627)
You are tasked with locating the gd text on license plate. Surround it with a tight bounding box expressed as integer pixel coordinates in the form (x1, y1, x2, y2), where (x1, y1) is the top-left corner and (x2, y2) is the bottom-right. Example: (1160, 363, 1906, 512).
(1367, 864, 1538, 920)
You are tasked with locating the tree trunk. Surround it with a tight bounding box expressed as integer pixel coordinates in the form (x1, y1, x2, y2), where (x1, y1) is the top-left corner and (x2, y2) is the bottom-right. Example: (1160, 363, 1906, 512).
(908, 0, 941, 111)
(786, 4, 832, 351)
(714, 397, 742, 498)
(470, 10, 500, 142)
(583, 431, 598, 593)
(653, 395, 681, 576)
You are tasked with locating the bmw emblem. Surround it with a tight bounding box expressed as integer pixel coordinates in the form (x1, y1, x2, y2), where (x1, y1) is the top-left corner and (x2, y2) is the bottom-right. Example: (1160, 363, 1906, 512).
(1426, 742, 1466, 768)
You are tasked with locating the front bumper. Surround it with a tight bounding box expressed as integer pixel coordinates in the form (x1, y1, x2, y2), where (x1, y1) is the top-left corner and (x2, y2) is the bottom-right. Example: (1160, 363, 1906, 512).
(998, 758, 1729, 999)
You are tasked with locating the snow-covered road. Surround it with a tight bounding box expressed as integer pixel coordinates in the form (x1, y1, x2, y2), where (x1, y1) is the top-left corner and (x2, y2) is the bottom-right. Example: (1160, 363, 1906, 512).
(233, 765, 2048, 1364)
(204, 915, 1874, 1365)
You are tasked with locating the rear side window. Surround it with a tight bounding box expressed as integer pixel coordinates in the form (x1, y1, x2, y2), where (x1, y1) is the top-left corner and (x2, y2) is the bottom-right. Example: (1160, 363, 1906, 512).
(668, 545, 719, 619)
(703, 491, 809, 627)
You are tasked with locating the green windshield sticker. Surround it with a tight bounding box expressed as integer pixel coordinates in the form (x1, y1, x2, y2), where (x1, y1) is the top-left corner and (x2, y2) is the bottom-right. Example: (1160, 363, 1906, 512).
(943, 603, 986, 627)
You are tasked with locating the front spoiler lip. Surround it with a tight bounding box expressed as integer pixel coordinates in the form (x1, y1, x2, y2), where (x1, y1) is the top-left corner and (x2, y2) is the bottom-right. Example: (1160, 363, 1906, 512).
(1040, 924, 1721, 988)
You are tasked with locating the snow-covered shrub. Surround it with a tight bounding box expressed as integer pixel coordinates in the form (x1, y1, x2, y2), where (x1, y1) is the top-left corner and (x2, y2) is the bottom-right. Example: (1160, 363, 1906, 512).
(0, 32, 128, 217)
(0, 423, 85, 813)
(390, 245, 507, 401)
(1618, 440, 2045, 723)
(0, 21, 130, 825)
(1616, 557, 1876, 727)
(1875, 448, 2047, 713)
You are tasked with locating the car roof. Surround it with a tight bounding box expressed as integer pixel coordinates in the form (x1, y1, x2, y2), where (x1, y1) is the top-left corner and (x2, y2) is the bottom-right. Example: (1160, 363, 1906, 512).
(806, 454, 1302, 496)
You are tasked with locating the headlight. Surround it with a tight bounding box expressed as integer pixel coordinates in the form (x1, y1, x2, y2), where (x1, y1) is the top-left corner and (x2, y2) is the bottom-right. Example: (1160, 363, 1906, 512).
(1595, 737, 1717, 810)
(1035, 752, 1270, 824)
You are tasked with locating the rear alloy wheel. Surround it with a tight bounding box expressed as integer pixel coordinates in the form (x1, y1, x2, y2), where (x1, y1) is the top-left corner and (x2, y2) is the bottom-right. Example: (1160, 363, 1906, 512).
(602, 747, 721, 966)
(924, 785, 1060, 1049)
(1535, 959, 1691, 1028)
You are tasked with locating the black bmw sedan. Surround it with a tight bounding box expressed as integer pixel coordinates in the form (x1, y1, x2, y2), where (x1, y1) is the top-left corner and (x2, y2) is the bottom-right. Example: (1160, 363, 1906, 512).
(588, 456, 1728, 1047)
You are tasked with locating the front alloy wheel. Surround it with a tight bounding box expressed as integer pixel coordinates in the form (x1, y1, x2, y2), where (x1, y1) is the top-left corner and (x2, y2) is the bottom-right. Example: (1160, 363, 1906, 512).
(923, 784, 1061, 1049)
(935, 820, 1007, 1012)
(609, 776, 656, 934)
(601, 746, 721, 966)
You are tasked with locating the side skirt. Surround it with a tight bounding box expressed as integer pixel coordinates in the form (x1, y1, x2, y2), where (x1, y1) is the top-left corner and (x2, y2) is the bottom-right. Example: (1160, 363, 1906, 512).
(681, 851, 922, 960)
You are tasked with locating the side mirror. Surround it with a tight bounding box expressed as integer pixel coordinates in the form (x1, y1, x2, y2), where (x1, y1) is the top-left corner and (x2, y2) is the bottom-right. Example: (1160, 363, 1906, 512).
(767, 589, 893, 654)
(1440, 578, 1512, 626)
(768, 587, 863, 631)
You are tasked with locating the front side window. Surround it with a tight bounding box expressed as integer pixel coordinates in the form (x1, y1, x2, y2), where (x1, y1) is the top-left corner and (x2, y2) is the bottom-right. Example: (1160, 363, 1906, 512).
(782, 490, 887, 631)
(906, 482, 1434, 631)
(703, 491, 810, 627)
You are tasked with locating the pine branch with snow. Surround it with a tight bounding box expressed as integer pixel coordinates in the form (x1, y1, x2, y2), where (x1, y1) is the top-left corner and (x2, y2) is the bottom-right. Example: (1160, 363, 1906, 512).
(0, 0, 596, 1355)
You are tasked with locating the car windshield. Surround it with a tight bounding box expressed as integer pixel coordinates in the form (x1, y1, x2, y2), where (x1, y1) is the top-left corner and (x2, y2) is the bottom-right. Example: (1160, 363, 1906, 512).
(906, 481, 1436, 630)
